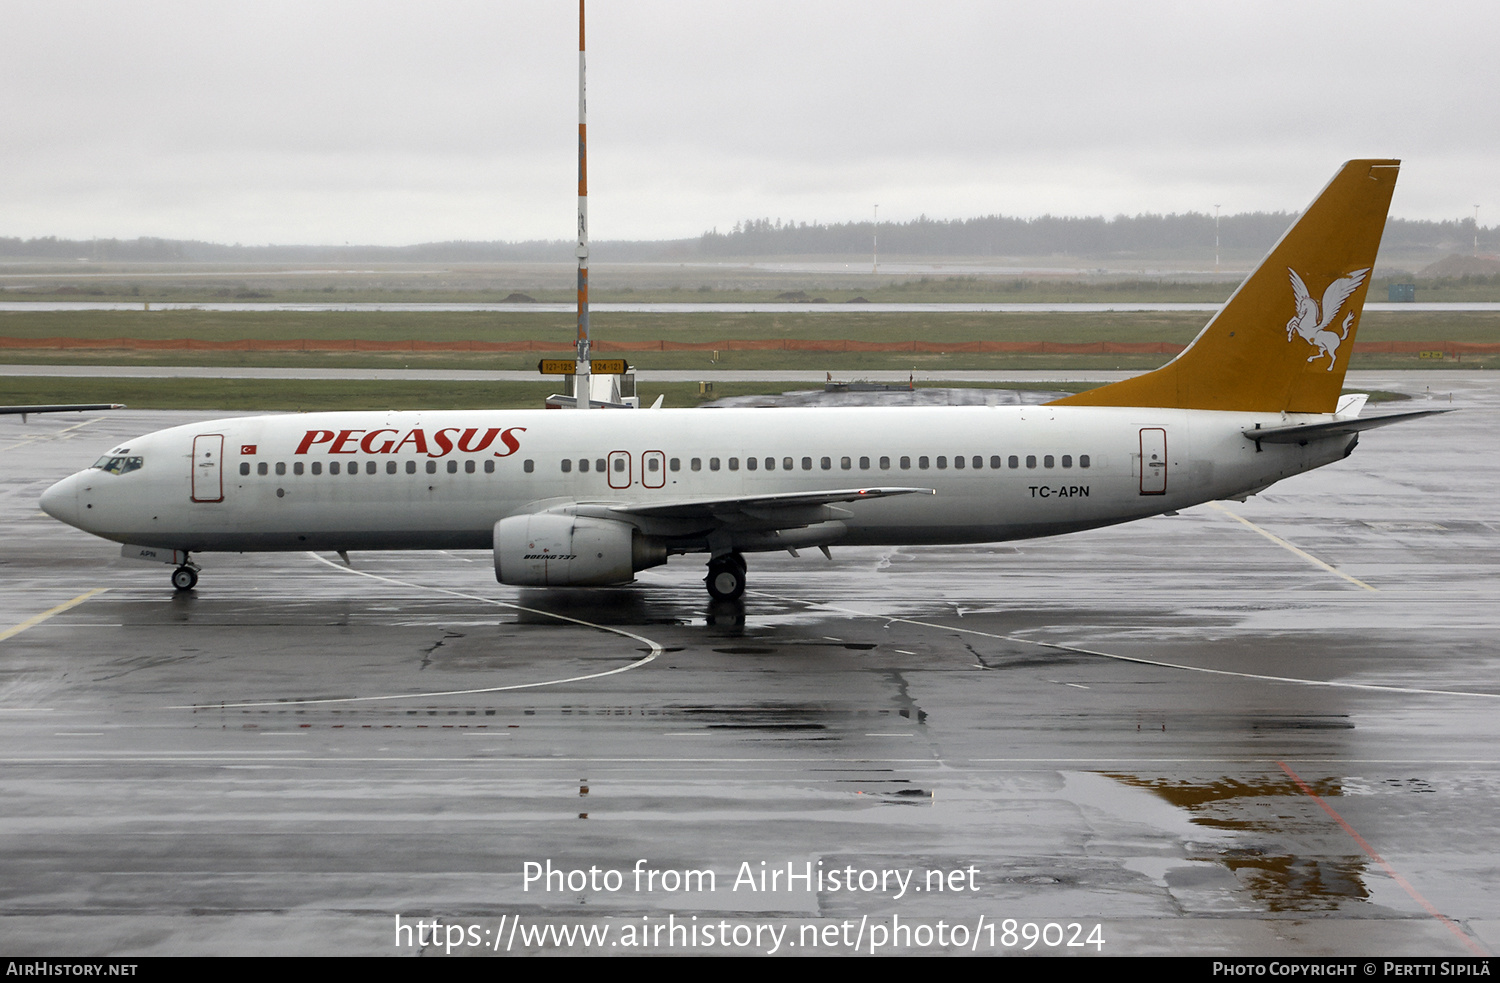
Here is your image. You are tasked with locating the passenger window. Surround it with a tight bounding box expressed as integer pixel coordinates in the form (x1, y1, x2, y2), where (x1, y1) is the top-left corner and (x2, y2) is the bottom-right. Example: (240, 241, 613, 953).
(349, 462, 358, 477)
(1044, 455, 1054, 468)
(1080, 455, 1091, 468)
(613, 457, 625, 472)
(562, 459, 572, 473)
(900, 456, 911, 470)
(464, 460, 475, 474)
(802, 457, 812, 470)
(524, 460, 534, 473)
(691, 458, 702, 472)
(821, 457, 831, 470)
(710, 457, 721, 471)
(366, 461, 377, 475)
(783, 457, 793, 471)
(953, 456, 964, 469)
(312, 462, 322, 475)
(936, 456, 947, 470)
(840, 456, 851, 470)
(973, 456, 983, 469)
(426, 460, 437, 474)
(275, 462, 286, 476)
(331, 462, 341, 475)
(484, 460, 495, 473)
(859, 456, 870, 470)
(1026, 455, 1037, 469)
(1008, 456, 1019, 469)
(257, 462, 268, 476)
(447, 460, 458, 474)
(919, 456, 930, 469)
(384, 461, 395, 474)
(747, 457, 758, 471)
(294, 462, 304, 476)
(670, 458, 680, 472)
(240, 463, 250, 476)
(1062, 455, 1072, 468)
(648, 457, 660, 472)
(880, 456, 891, 470)
(579, 458, 589, 472)
(990, 456, 1002, 469)
(405, 461, 415, 474)
(729, 458, 739, 471)
(595, 459, 605, 472)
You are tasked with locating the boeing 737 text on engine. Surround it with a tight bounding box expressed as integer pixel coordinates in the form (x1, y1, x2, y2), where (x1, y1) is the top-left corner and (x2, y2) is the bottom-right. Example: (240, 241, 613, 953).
(40, 160, 1444, 600)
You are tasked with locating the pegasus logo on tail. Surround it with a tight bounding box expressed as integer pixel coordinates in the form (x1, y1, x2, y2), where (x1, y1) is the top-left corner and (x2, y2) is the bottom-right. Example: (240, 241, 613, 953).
(1286, 267, 1369, 370)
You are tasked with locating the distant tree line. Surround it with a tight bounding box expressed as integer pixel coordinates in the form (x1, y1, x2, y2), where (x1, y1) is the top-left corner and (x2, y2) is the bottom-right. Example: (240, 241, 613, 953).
(1, 214, 1491, 262)
(698, 214, 1495, 258)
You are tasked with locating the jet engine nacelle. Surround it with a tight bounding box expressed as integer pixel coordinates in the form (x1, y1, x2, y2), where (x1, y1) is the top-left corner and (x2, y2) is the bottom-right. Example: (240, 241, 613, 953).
(494, 513, 666, 587)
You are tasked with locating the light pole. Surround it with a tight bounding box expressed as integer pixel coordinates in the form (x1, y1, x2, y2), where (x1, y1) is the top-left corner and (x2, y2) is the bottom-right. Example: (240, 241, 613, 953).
(873, 204, 879, 275)
(574, 0, 591, 408)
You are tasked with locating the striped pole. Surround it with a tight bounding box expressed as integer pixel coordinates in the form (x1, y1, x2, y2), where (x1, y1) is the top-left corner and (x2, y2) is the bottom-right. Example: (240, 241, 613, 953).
(574, 0, 591, 407)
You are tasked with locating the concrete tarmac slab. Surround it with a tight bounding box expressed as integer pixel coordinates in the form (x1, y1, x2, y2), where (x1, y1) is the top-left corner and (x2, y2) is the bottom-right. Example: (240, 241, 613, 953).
(0, 378, 1495, 957)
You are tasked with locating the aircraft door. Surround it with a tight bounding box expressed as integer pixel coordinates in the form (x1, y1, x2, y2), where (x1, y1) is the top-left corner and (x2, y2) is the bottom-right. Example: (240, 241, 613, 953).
(607, 450, 631, 490)
(641, 450, 665, 489)
(191, 434, 225, 503)
(1139, 428, 1167, 495)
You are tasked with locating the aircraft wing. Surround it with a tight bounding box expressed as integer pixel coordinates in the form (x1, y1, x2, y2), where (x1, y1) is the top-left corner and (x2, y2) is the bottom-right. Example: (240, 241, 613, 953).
(604, 486, 935, 520)
(2, 403, 125, 419)
(1244, 408, 1450, 445)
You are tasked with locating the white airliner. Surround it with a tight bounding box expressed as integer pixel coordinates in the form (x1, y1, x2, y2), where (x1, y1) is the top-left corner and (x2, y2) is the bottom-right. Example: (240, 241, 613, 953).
(40, 160, 1442, 600)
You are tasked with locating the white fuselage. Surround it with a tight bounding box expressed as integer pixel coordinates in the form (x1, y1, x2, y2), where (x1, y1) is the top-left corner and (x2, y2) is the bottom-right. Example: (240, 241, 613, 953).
(41, 405, 1350, 556)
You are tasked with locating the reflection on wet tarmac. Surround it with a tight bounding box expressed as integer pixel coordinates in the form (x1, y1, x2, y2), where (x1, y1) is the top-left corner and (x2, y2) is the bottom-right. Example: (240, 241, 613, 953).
(1106, 773, 1372, 911)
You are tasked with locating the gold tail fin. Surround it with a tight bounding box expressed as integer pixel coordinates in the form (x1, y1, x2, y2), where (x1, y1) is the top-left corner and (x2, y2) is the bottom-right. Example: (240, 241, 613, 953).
(1051, 159, 1399, 413)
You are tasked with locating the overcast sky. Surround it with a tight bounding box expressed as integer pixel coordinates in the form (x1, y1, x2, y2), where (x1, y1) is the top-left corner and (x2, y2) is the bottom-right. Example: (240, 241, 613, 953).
(2, 1, 1494, 245)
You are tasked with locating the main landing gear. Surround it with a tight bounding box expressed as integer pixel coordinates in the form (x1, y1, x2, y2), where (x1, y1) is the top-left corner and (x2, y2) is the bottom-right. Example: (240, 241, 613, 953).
(705, 551, 747, 600)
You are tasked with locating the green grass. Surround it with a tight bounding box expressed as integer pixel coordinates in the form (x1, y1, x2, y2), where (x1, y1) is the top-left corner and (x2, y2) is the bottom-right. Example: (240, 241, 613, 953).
(4, 308, 1495, 343)
(8, 271, 1500, 303)
(3, 310, 1495, 374)
(0, 377, 1413, 412)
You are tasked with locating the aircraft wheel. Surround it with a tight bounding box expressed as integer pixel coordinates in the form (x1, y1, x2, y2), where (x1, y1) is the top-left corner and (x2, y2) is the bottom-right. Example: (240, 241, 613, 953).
(705, 556, 746, 600)
(171, 566, 198, 592)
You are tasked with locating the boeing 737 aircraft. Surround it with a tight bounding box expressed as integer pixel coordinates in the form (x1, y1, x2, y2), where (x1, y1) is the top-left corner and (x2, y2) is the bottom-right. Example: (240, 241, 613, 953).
(40, 160, 1442, 599)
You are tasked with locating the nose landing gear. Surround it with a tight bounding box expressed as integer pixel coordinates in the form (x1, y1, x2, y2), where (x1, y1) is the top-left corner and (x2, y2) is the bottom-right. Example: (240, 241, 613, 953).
(705, 551, 746, 600)
(171, 561, 200, 592)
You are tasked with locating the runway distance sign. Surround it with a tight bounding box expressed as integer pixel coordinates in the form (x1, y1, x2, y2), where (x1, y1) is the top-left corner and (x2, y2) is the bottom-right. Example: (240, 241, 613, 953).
(539, 359, 628, 375)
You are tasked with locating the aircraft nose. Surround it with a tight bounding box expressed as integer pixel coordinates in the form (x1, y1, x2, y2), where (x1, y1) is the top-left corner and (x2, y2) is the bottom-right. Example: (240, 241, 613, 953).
(39, 472, 82, 527)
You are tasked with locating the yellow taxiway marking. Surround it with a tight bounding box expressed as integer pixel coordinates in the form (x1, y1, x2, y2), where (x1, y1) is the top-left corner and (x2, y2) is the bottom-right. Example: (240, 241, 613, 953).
(1207, 501, 1378, 592)
(0, 588, 109, 644)
(1, 417, 107, 453)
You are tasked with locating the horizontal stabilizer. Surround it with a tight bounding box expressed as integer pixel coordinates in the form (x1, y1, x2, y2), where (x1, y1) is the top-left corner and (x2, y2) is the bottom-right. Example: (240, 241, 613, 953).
(1244, 409, 1450, 444)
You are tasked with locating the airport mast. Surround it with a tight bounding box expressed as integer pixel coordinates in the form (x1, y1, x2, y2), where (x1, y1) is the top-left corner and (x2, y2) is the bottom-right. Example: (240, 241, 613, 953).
(575, 0, 591, 407)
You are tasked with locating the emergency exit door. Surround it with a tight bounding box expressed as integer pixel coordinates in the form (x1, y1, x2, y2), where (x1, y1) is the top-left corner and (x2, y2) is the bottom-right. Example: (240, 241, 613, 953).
(607, 450, 631, 490)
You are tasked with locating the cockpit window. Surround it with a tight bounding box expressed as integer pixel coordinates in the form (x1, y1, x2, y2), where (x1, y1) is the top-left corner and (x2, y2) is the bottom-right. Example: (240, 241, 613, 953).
(92, 455, 144, 475)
